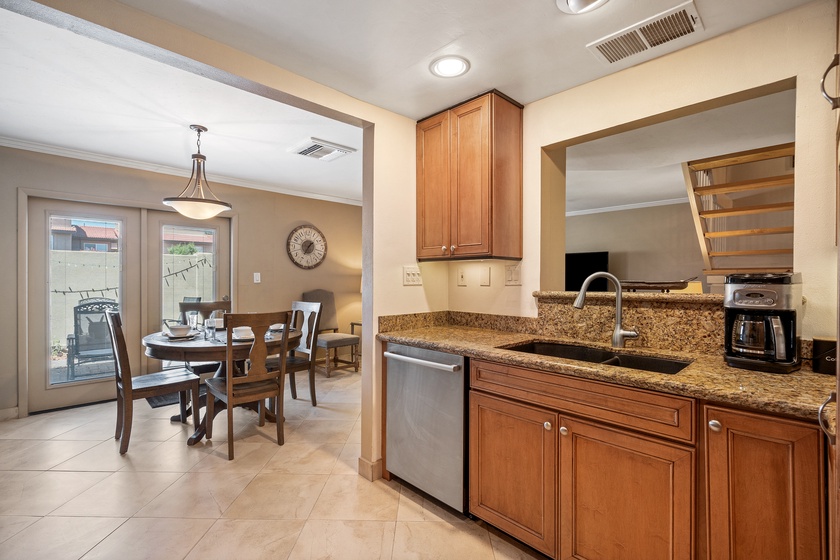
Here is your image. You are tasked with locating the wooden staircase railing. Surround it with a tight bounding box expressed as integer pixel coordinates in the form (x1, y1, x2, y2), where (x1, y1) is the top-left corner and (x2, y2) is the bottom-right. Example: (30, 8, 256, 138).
(682, 142, 794, 276)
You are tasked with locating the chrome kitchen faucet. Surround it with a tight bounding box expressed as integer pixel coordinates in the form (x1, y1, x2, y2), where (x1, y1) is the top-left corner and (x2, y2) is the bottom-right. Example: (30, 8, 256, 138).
(573, 271, 639, 348)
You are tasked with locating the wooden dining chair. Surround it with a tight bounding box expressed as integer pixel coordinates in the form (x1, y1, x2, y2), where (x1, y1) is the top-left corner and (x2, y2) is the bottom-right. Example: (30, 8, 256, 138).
(302, 289, 359, 377)
(104, 310, 200, 455)
(177, 300, 232, 375)
(206, 310, 291, 460)
(284, 301, 322, 406)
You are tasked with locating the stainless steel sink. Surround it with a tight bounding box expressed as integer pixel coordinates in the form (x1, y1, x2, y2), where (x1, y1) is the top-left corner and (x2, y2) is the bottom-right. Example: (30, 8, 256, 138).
(505, 342, 691, 374)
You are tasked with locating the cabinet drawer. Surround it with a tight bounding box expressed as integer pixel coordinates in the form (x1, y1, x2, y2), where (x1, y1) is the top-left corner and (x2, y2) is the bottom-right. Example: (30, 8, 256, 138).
(471, 359, 695, 443)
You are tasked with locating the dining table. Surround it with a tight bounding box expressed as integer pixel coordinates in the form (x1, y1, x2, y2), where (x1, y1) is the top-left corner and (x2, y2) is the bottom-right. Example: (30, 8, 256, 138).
(142, 327, 301, 445)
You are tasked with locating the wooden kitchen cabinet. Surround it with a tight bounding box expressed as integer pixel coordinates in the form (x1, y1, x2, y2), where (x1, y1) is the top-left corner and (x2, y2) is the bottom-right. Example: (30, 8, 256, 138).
(558, 415, 695, 560)
(469, 390, 557, 557)
(416, 91, 522, 260)
(470, 360, 695, 559)
(704, 405, 825, 560)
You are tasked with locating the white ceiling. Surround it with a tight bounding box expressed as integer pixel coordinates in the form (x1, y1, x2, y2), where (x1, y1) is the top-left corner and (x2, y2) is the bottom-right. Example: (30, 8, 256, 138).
(0, 0, 808, 208)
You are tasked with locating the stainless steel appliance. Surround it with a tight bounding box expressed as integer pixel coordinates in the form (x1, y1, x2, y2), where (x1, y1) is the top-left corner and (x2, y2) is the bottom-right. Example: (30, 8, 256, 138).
(384, 343, 467, 512)
(724, 273, 802, 373)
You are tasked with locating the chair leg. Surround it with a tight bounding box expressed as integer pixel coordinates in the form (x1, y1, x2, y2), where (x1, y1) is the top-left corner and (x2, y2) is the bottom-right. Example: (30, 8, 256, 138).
(115, 392, 124, 440)
(289, 371, 298, 399)
(308, 363, 317, 407)
(227, 408, 235, 460)
(178, 391, 188, 423)
(119, 399, 133, 455)
(258, 400, 266, 427)
(325, 349, 332, 378)
(206, 395, 215, 439)
(276, 387, 284, 446)
(190, 384, 200, 427)
(353, 344, 360, 372)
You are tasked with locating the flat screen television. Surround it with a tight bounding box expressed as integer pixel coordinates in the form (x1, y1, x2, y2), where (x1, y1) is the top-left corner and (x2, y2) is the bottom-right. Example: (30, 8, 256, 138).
(565, 251, 609, 292)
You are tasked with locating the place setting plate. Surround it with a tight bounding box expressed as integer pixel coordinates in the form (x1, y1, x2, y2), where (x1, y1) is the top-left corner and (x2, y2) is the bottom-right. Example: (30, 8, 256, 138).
(162, 330, 200, 341)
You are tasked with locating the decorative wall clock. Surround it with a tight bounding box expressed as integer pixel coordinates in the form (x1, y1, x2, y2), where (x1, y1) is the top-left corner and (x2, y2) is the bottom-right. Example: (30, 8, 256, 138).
(286, 224, 327, 269)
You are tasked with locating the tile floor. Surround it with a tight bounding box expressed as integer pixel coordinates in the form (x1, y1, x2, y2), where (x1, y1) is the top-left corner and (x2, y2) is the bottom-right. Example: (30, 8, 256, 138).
(0, 369, 546, 559)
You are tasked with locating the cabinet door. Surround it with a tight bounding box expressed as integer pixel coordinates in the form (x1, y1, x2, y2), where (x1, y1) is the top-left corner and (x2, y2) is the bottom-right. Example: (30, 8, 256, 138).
(470, 391, 557, 557)
(558, 416, 694, 560)
(416, 111, 451, 259)
(705, 406, 825, 560)
(450, 94, 491, 257)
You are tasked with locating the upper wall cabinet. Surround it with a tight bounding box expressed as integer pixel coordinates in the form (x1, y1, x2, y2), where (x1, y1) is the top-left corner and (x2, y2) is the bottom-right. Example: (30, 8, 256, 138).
(416, 91, 523, 260)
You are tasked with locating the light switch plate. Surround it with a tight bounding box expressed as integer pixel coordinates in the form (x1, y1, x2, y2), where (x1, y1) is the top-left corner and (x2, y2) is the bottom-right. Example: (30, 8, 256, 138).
(480, 266, 491, 286)
(457, 268, 467, 286)
(402, 265, 422, 286)
(253, 272, 261, 284)
(505, 264, 522, 286)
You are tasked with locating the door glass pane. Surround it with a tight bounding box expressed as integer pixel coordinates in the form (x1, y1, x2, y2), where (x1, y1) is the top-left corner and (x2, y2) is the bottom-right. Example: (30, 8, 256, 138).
(49, 216, 121, 385)
(161, 224, 217, 325)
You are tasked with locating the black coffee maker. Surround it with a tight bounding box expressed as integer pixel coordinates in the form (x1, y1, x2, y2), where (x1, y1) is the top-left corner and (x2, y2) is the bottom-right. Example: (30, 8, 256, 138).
(724, 273, 802, 374)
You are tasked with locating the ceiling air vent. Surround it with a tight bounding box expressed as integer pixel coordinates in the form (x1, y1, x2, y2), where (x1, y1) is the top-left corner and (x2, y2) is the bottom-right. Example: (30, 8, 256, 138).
(587, 0, 704, 64)
(288, 137, 357, 162)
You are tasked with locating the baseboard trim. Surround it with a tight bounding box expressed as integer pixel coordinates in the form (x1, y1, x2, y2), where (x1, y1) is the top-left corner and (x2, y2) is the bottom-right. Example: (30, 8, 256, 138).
(358, 456, 382, 481)
(0, 407, 20, 421)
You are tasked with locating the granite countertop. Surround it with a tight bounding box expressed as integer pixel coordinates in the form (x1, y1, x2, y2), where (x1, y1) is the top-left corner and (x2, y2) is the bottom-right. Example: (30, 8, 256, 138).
(377, 325, 837, 428)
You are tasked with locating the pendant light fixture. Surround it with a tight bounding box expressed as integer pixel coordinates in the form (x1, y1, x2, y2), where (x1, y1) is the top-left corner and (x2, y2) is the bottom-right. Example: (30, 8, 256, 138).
(163, 124, 231, 220)
(556, 0, 610, 14)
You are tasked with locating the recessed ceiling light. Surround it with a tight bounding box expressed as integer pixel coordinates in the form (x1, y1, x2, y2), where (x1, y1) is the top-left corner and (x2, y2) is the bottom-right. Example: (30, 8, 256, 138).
(429, 56, 471, 78)
(556, 0, 610, 14)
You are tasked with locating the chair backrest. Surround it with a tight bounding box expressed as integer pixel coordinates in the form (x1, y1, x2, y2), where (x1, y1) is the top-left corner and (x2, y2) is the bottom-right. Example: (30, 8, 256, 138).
(302, 289, 339, 331)
(178, 300, 232, 325)
(104, 310, 132, 393)
(74, 298, 120, 354)
(224, 311, 291, 393)
(291, 301, 322, 354)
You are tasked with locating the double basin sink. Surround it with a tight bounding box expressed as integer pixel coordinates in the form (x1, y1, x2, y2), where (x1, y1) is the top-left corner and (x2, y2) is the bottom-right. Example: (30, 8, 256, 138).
(505, 342, 691, 374)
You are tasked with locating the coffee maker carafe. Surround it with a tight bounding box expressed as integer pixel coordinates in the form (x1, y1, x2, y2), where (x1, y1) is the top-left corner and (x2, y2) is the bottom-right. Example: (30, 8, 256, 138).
(724, 273, 802, 373)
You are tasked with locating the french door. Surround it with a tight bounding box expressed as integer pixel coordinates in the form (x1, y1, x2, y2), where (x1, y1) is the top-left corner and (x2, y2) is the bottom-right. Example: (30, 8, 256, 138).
(26, 199, 230, 413)
(145, 210, 231, 340)
(27, 198, 141, 412)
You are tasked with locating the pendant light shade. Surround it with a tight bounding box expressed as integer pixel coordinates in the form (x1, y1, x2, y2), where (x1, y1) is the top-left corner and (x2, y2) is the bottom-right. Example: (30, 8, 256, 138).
(556, 0, 610, 14)
(163, 125, 231, 220)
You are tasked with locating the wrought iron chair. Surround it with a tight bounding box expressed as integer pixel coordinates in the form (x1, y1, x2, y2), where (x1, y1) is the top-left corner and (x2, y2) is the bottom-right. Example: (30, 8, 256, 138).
(66, 297, 120, 380)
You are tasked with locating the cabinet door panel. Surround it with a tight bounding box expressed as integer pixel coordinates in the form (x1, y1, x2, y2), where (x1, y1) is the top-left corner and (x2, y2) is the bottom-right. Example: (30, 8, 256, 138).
(559, 416, 694, 560)
(705, 406, 824, 560)
(450, 95, 491, 256)
(470, 391, 557, 556)
(416, 111, 451, 258)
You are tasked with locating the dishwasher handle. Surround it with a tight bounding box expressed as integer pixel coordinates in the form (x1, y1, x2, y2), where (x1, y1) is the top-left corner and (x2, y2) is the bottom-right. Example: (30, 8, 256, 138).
(384, 351, 462, 372)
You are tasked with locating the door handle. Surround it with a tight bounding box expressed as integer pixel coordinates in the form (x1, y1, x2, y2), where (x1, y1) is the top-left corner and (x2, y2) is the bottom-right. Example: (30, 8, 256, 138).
(818, 391, 836, 445)
(383, 351, 461, 372)
(821, 54, 840, 109)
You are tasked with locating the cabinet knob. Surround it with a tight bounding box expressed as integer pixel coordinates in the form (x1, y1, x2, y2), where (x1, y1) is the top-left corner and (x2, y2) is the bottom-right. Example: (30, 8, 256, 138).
(451, 245, 456, 253)
(708, 419, 722, 433)
(543, 422, 552, 431)
(441, 246, 447, 253)
(559, 426, 568, 436)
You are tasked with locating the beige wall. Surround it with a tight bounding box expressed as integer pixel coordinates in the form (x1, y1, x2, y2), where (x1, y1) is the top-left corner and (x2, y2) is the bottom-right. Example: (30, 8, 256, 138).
(566, 203, 706, 289)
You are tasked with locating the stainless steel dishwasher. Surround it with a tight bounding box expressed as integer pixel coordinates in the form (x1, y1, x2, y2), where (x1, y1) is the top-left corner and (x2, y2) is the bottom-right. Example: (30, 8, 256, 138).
(384, 343, 467, 512)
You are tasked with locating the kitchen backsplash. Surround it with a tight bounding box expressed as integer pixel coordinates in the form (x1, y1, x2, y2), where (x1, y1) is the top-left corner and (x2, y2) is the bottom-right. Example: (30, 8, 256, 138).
(379, 292, 816, 360)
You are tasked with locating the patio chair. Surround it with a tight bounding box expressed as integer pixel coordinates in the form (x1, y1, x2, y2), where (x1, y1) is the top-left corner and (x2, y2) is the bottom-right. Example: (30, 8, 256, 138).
(66, 297, 120, 380)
